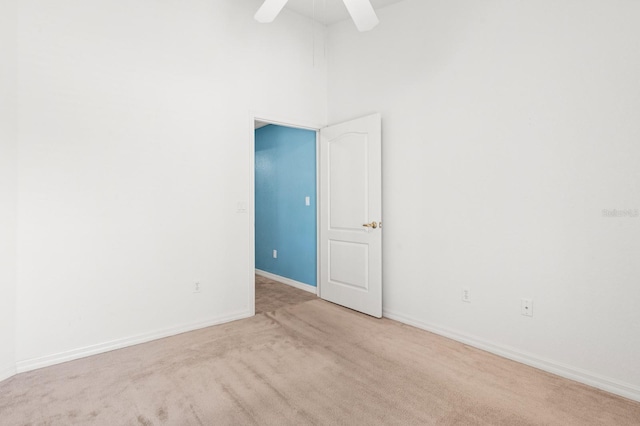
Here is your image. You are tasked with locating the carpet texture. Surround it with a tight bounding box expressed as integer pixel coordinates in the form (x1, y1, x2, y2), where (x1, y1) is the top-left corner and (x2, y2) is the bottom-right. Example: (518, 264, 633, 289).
(1, 299, 639, 425)
(255, 274, 317, 314)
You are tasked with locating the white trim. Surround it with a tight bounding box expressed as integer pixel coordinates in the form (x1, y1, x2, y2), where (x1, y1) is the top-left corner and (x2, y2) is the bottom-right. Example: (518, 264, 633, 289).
(383, 309, 640, 403)
(16, 310, 252, 374)
(255, 269, 318, 295)
(251, 110, 323, 132)
(0, 364, 16, 383)
(248, 112, 257, 317)
(315, 130, 322, 297)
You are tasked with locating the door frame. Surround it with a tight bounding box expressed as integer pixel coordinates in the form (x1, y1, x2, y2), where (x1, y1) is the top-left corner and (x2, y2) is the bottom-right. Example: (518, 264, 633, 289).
(249, 112, 323, 316)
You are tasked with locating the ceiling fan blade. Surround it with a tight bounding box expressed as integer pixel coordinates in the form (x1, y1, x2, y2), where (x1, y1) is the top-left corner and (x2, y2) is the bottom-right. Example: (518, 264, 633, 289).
(254, 0, 290, 23)
(342, 0, 379, 32)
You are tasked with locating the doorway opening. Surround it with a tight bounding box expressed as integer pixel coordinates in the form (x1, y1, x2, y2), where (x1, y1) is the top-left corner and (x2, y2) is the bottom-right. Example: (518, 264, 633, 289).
(250, 113, 382, 318)
(253, 120, 320, 314)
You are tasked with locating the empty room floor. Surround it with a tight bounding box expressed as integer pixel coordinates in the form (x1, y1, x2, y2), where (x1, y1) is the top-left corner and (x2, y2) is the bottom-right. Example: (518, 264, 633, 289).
(255, 274, 317, 313)
(1, 283, 639, 425)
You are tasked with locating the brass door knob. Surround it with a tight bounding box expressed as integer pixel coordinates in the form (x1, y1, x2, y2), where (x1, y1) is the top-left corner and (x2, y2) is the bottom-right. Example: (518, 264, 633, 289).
(362, 221, 378, 229)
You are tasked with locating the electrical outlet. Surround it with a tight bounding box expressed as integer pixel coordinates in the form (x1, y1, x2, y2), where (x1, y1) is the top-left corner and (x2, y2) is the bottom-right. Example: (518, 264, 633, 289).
(273, 249, 278, 259)
(521, 298, 533, 317)
(462, 287, 471, 303)
(194, 282, 201, 293)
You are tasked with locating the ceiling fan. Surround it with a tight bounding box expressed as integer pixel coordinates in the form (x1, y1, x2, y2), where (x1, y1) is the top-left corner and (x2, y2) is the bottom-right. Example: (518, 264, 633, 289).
(254, 0, 379, 32)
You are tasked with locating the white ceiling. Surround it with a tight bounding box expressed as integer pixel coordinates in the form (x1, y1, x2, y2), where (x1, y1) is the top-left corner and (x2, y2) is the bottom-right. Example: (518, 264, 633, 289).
(282, 0, 406, 26)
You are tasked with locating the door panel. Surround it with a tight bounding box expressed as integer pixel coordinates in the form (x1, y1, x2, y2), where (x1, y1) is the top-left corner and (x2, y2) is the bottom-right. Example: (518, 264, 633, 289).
(329, 240, 369, 290)
(329, 133, 368, 229)
(320, 113, 382, 318)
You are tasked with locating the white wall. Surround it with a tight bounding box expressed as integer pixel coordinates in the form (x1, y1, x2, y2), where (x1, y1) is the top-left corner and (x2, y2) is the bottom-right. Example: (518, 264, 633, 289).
(327, 0, 640, 399)
(14, 0, 326, 369)
(0, 0, 18, 381)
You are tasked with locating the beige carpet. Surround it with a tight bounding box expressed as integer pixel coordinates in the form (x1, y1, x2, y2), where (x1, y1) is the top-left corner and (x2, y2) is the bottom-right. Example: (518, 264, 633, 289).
(1, 300, 639, 425)
(255, 274, 317, 314)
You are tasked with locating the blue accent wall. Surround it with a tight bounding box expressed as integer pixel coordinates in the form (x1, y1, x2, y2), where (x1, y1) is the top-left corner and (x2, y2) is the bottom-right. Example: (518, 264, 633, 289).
(255, 125, 317, 286)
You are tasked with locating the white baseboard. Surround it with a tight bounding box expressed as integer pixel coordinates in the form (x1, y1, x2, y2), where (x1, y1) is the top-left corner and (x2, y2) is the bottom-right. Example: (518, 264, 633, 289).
(255, 269, 317, 295)
(16, 310, 252, 374)
(0, 363, 16, 383)
(383, 309, 640, 403)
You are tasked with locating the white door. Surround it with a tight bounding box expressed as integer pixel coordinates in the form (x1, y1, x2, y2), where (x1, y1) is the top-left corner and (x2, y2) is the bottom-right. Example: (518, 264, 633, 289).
(319, 113, 382, 318)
